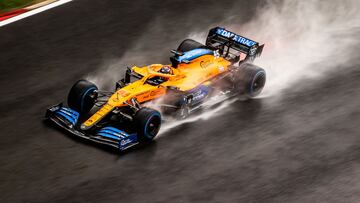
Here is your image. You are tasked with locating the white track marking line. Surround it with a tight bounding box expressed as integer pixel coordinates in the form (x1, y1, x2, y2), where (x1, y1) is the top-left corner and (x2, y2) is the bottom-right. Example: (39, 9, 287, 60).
(0, 0, 72, 27)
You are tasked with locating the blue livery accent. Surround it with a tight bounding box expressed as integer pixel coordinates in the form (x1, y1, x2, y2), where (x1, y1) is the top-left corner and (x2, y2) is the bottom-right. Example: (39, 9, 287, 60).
(99, 130, 125, 138)
(97, 126, 132, 140)
(215, 27, 257, 47)
(97, 132, 121, 140)
(175, 48, 213, 63)
(190, 85, 209, 103)
(96, 126, 138, 150)
(101, 127, 129, 137)
(55, 107, 79, 126)
(97, 129, 126, 139)
(60, 107, 79, 116)
(56, 111, 76, 123)
(119, 134, 138, 151)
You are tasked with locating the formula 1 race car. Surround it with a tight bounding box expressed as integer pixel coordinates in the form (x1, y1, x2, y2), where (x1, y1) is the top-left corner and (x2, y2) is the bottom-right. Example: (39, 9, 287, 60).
(45, 27, 266, 151)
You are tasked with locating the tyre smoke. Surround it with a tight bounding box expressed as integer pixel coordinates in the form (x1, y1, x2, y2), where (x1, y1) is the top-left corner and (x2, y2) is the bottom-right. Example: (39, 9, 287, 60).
(158, 98, 238, 136)
(88, 0, 360, 96)
(158, 0, 360, 133)
(86, 0, 360, 135)
(225, 0, 360, 98)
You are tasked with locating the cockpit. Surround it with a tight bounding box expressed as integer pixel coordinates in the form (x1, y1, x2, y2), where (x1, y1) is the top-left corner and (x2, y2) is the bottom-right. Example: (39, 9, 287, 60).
(145, 65, 173, 86)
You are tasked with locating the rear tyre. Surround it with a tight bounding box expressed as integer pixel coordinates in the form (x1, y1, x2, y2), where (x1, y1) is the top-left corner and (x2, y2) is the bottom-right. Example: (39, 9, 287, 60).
(67, 79, 98, 114)
(237, 63, 266, 98)
(177, 39, 206, 52)
(134, 108, 161, 142)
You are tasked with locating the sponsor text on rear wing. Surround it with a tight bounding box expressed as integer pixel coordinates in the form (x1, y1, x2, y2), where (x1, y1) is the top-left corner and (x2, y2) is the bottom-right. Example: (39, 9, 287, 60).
(206, 27, 264, 62)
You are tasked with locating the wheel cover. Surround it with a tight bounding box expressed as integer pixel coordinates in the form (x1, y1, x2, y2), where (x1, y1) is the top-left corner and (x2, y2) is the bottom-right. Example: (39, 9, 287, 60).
(251, 71, 266, 95)
(146, 115, 161, 137)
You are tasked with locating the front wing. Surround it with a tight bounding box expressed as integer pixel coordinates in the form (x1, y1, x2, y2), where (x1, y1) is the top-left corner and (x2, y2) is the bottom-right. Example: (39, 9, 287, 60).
(45, 104, 139, 151)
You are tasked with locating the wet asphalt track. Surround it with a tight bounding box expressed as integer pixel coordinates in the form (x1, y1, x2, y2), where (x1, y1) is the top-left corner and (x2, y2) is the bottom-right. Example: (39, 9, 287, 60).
(1, 0, 360, 202)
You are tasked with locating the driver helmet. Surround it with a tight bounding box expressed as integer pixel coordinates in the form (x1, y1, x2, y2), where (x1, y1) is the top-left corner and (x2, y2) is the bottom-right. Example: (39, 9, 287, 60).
(159, 66, 171, 74)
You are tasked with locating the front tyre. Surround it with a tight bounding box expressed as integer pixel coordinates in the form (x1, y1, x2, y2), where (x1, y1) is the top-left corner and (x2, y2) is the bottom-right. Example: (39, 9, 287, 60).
(134, 108, 161, 142)
(67, 79, 98, 114)
(237, 63, 266, 98)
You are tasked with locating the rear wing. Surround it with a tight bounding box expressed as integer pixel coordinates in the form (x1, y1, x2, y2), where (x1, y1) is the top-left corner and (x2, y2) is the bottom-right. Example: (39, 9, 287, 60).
(206, 27, 264, 62)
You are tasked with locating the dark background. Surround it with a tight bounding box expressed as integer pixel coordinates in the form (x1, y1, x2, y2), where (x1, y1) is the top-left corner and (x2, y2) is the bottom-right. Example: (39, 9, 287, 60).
(0, 0, 359, 202)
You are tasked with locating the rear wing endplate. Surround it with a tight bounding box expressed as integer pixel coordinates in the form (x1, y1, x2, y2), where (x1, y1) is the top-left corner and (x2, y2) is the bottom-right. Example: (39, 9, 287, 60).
(206, 27, 264, 61)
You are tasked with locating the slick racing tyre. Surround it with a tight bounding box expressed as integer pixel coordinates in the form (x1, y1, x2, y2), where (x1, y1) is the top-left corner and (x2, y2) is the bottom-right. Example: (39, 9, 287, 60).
(177, 39, 206, 52)
(68, 79, 98, 114)
(134, 108, 162, 142)
(237, 63, 266, 98)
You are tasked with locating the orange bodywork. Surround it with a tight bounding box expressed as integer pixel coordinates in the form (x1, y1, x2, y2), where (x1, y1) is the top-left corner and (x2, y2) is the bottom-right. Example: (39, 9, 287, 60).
(82, 54, 231, 129)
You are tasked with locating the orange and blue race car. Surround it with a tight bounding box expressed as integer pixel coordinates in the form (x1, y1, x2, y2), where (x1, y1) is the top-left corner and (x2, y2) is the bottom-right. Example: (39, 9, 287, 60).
(45, 27, 266, 151)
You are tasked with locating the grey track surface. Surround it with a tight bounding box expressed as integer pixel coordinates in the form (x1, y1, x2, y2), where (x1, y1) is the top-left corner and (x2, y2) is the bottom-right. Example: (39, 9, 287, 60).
(0, 0, 360, 202)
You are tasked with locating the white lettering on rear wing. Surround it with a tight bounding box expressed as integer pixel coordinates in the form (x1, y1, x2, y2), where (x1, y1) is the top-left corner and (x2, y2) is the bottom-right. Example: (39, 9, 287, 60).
(215, 28, 257, 47)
